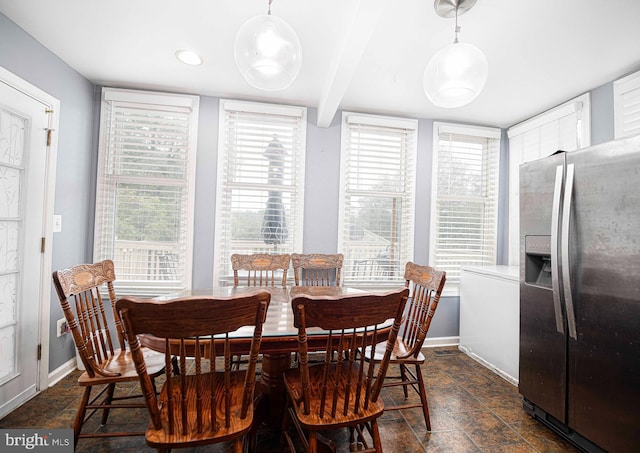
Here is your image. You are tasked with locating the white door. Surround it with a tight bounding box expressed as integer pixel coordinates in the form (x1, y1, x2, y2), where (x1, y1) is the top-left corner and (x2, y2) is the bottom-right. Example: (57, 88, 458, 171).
(0, 73, 56, 418)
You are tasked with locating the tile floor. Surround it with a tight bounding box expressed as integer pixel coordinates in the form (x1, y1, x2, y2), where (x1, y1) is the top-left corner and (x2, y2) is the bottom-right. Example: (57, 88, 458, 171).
(0, 347, 581, 452)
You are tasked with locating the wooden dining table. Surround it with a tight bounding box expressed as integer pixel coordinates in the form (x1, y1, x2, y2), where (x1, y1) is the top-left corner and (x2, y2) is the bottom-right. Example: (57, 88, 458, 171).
(141, 285, 393, 427)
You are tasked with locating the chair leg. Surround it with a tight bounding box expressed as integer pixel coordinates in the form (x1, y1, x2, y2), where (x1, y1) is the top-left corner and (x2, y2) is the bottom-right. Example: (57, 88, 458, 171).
(414, 363, 431, 431)
(280, 397, 294, 453)
(171, 355, 180, 375)
(74, 386, 92, 447)
(248, 393, 266, 452)
(399, 364, 409, 399)
(370, 419, 383, 453)
(243, 433, 250, 453)
(233, 436, 243, 453)
(100, 383, 116, 425)
(232, 354, 244, 371)
(280, 398, 289, 452)
(352, 424, 367, 450)
(308, 431, 318, 453)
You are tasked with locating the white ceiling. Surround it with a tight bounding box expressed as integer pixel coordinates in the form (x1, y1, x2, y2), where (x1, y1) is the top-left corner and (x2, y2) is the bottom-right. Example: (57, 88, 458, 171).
(2, 0, 640, 129)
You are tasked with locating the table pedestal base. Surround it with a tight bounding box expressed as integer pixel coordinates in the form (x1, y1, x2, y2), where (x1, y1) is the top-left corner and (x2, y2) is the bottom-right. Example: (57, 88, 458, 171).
(259, 352, 292, 427)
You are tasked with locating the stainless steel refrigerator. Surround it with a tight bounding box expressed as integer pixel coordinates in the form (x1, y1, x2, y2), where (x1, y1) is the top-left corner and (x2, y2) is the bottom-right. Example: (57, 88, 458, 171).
(519, 133, 640, 453)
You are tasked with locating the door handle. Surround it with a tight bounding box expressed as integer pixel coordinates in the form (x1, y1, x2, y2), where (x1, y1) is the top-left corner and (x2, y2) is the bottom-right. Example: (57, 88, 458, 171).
(550, 165, 564, 334)
(562, 163, 577, 340)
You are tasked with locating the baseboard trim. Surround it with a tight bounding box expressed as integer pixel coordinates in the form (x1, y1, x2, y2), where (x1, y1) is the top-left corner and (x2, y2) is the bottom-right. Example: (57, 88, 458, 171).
(423, 336, 459, 348)
(48, 357, 77, 387)
(458, 344, 519, 386)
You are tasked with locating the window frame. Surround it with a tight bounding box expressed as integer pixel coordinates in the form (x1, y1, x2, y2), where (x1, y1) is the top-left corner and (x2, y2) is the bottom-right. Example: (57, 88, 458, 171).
(614, 70, 640, 139)
(429, 122, 502, 296)
(337, 112, 418, 289)
(93, 87, 199, 296)
(213, 99, 307, 285)
(507, 93, 591, 265)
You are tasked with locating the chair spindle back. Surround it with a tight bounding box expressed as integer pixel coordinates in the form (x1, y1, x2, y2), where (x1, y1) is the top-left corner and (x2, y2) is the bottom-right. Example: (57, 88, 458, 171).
(291, 253, 343, 287)
(117, 291, 270, 448)
(291, 288, 409, 420)
(231, 253, 291, 287)
(401, 262, 446, 359)
(52, 259, 124, 378)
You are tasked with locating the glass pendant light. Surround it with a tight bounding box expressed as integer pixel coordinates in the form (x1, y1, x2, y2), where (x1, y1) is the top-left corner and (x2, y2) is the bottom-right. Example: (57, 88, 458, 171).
(234, 0, 302, 92)
(423, 0, 488, 108)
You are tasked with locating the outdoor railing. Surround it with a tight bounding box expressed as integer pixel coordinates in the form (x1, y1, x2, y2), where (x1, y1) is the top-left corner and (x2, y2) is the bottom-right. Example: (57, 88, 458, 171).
(223, 240, 396, 282)
(113, 240, 180, 281)
(110, 239, 399, 286)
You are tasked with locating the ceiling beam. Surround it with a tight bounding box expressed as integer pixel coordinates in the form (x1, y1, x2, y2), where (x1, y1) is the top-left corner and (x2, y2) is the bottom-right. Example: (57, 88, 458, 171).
(316, 0, 387, 128)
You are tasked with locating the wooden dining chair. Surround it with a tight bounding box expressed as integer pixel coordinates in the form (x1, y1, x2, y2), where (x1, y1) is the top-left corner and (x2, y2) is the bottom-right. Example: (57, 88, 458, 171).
(231, 253, 291, 287)
(230, 253, 290, 369)
(281, 287, 409, 453)
(291, 253, 343, 286)
(291, 253, 344, 364)
(366, 262, 446, 431)
(51, 259, 166, 447)
(116, 291, 271, 453)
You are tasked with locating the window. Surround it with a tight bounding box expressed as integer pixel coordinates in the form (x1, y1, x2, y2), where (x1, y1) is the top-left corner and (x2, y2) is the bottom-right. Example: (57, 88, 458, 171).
(338, 113, 417, 287)
(94, 88, 199, 296)
(614, 70, 640, 139)
(507, 94, 590, 265)
(214, 100, 306, 285)
(430, 123, 501, 293)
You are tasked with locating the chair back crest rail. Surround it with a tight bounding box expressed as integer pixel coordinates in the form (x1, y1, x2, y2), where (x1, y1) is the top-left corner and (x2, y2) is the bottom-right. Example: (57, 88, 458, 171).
(400, 262, 447, 359)
(291, 253, 343, 286)
(117, 291, 270, 449)
(231, 253, 291, 287)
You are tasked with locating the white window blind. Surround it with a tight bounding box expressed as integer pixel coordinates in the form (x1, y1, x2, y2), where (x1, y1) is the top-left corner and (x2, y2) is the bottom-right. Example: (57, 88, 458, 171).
(614, 70, 640, 138)
(214, 100, 306, 285)
(94, 88, 199, 296)
(430, 123, 501, 291)
(338, 113, 417, 287)
(507, 94, 590, 265)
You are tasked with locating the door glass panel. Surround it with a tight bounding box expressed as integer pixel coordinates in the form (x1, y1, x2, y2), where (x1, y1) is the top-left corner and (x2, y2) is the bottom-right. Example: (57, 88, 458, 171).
(0, 325, 16, 382)
(0, 106, 25, 385)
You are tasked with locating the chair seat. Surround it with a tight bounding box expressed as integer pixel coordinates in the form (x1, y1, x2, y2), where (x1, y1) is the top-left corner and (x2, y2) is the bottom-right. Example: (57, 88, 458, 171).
(146, 371, 254, 449)
(364, 339, 425, 363)
(77, 347, 166, 386)
(283, 362, 384, 430)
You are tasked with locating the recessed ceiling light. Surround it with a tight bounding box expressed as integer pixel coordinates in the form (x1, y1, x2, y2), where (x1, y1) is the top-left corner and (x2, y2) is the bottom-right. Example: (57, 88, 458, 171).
(175, 50, 203, 66)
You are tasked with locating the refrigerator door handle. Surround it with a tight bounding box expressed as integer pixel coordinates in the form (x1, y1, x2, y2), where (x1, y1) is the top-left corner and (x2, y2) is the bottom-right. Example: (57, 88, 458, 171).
(562, 163, 578, 340)
(550, 165, 565, 334)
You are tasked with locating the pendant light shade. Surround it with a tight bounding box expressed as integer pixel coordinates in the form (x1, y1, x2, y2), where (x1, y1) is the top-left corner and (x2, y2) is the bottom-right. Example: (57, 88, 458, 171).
(423, 41, 488, 108)
(423, 0, 487, 108)
(234, 13, 302, 92)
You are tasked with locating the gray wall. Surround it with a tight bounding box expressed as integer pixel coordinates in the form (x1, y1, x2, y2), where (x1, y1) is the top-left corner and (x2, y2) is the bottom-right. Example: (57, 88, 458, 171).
(0, 13, 97, 371)
(1, 11, 631, 372)
(590, 81, 615, 145)
(191, 96, 219, 288)
(301, 109, 342, 254)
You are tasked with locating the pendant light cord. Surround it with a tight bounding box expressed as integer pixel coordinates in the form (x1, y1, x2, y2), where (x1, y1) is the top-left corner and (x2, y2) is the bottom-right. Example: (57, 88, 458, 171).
(268, 0, 272, 15)
(454, 6, 461, 44)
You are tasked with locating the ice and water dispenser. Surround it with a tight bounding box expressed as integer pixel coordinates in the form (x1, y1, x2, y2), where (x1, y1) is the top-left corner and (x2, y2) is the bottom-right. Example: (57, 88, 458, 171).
(524, 235, 552, 288)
